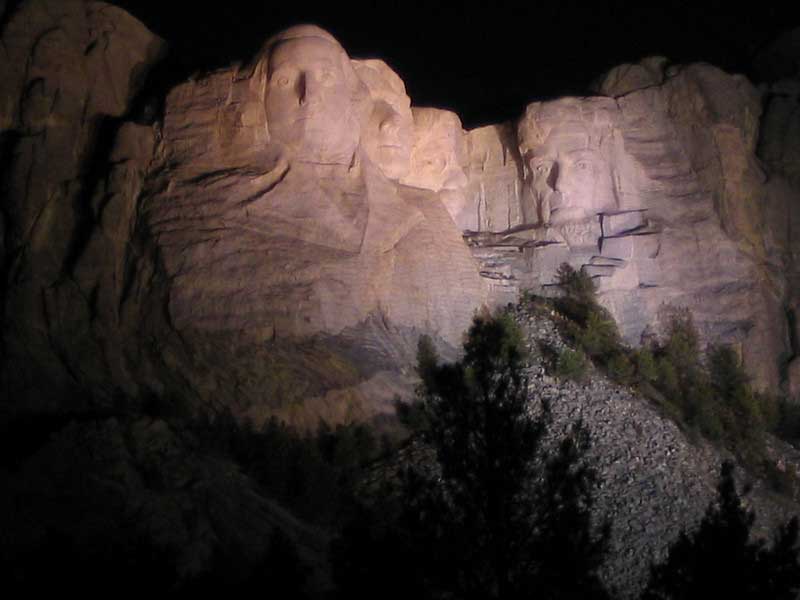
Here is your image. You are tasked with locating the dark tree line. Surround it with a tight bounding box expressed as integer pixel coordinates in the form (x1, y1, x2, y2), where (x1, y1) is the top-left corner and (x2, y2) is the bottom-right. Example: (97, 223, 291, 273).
(333, 313, 610, 600)
(333, 311, 800, 600)
(5, 311, 800, 598)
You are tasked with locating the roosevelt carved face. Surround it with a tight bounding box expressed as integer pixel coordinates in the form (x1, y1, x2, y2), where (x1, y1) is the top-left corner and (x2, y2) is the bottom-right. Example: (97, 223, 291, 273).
(353, 59, 413, 181)
(266, 33, 361, 165)
(401, 107, 467, 192)
(519, 99, 617, 225)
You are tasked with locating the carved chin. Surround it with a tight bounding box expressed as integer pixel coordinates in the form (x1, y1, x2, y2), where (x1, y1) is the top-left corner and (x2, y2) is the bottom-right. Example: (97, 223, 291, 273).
(375, 147, 410, 179)
(297, 132, 359, 164)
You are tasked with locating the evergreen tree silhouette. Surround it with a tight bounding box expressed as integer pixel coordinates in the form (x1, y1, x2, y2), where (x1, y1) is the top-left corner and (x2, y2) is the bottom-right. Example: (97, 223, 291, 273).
(334, 313, 611, 599)
(642, 461, 800, 600)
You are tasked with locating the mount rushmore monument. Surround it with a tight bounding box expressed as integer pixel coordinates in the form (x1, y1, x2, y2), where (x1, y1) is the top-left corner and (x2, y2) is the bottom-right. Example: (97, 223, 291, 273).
(1, 2, 799, 426)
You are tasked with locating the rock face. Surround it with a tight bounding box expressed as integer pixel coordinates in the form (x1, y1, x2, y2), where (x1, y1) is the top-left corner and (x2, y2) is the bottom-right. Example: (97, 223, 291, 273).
(0, 13, 488, 425)
(0, 0, 166, 411)
(2, 4, 800, 594)
(758, 37, 800, 400)
(2, 2, 800, 426)
(466, 60, 798, 393)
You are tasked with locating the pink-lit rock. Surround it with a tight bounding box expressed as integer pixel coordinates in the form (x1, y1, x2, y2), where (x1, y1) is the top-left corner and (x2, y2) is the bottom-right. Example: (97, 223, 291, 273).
(353, 58, 414, 181)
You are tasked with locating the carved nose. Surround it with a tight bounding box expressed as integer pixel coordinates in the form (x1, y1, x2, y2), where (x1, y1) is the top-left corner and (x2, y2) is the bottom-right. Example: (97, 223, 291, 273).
(547, 162, 560, 191)
(379, 114, 399, 135)
(298, 73, 319, 106)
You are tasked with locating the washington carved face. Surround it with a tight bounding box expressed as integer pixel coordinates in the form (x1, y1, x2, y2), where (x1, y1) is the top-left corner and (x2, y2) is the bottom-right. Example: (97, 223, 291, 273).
(519, 100, 617, 225)
(266, 35, 360, 164)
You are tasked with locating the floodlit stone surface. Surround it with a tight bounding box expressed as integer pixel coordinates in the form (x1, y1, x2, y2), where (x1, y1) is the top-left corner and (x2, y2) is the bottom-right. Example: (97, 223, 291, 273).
(467, 63, 795, 391)
(518, 96, 620, 225)
(263, 25, 367, 166)
(464, 122, 526, 232)
(1, 2, 799, 418)
(2, 3, 800, 594)
(353, 58, 414, 181)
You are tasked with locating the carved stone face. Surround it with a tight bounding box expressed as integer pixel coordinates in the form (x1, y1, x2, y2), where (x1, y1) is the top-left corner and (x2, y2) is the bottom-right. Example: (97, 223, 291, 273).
(354, 59, 413, 180)
(402, 107, 467, 192)
(266, 35, 360, 164)
(519, 100, 617, 225)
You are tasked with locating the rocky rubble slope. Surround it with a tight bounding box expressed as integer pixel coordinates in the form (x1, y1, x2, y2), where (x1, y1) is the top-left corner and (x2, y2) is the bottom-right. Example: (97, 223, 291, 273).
(510, 301, 798, 596)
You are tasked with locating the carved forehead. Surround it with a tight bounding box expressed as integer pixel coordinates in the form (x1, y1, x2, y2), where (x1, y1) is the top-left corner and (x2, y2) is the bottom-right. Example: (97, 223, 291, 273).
(265, 24, 341, 48)
(353, 60, 406, 97)
(269, 37, 342, 71)
(352, 59, 409, 107)
(413, 108, 463, 140)
(411, 107, 466, 163)
(263, 25, 350, 73)
(519, 97, 616, 154)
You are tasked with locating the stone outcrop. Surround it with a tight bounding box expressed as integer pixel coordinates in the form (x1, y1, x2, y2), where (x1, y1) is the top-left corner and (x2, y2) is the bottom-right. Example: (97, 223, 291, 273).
(758, 36, 800, 400)
(2, 3, 800, 595)
(2, 2, 800, 426)
(465, 61, 796, 393)
(0, 12, 488, 426)
(0, 0, 166, 412)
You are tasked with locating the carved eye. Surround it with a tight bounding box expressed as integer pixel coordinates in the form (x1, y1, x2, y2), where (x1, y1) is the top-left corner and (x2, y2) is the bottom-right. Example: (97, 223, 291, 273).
(534, 162, 551, 174)
(276, 75, 290, 87)
(319, 69, 335, 84)
(576, 160, 591, 171)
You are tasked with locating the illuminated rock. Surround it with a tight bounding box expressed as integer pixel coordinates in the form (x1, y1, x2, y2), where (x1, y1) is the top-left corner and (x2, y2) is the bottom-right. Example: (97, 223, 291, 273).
(134, 25, 486, 423)
(464, 122, 526, 232)
(401, 107, 471, 228)
(353, 58, 414, 181)
(518, 96, 620, 226)
(467, 63, 791, 390)
(2, 3, 798, 415)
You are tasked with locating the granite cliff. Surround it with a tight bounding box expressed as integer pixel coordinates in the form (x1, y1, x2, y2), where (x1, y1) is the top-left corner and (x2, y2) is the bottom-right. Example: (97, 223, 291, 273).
(3, 3, 800, 594)
(1, 2, 799, 424)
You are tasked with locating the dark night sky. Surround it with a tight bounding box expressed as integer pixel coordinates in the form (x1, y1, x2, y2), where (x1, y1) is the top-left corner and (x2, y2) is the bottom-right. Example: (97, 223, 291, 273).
(112, 0, 798, 128)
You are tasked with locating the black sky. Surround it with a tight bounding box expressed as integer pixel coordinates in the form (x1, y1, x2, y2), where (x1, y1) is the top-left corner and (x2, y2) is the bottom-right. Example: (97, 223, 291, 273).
(113, 0, 798, 128)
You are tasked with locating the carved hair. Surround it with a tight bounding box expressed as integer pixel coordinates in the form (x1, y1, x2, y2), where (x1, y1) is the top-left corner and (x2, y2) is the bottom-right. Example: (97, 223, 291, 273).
(252, 25, 369, 142)
(518, 96, 616, 157)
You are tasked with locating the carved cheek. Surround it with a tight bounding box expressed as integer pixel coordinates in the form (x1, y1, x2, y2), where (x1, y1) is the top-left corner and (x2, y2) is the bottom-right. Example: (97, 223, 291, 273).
(266, 88, 299, 124)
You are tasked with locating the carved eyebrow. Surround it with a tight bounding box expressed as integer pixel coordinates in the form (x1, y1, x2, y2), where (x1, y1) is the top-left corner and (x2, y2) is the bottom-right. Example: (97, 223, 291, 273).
(274, 57, 336, 69)
(565, 149, 599, 159)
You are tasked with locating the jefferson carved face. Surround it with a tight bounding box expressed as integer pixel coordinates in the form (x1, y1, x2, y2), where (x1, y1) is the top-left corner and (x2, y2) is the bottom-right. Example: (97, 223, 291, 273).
(353, 59, 413, 180)
(266, 33, 361, 164)
(519, 99, 617, 225)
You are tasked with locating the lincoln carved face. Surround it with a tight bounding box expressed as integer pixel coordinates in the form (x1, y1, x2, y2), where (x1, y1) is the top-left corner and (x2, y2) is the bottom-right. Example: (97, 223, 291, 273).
(519, 98, 617, 225)
(353, 59, 413, 181)
(265, 28, 363, 165)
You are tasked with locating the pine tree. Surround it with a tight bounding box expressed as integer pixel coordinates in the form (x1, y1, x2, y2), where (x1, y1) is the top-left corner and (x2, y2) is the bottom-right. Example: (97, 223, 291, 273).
(642, 461, 800, 600)
(406, 313, 611, 599)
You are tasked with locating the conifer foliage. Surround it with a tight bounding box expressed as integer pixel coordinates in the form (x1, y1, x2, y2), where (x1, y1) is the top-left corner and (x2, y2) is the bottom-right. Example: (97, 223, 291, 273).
(334, 313, 611, 600)
(642, 462, 800, 600)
